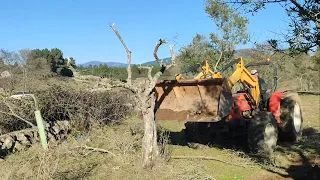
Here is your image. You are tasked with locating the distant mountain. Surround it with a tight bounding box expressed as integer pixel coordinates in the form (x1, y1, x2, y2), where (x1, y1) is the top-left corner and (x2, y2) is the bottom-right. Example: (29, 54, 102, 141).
(141, 57, 172, 66)
(79, 57, 172, 68)
(78, 49, 259, 68)
(79, 61, 127, 67)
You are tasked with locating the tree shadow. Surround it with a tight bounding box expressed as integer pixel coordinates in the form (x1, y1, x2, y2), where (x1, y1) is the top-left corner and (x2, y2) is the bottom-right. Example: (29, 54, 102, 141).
(271, 127, 320, 179)
(162, 125, 320, 179)
(164, 121, 248, 151)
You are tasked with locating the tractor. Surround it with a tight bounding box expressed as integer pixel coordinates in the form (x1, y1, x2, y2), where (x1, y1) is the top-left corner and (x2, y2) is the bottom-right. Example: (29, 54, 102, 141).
(154, 57, 303, 156)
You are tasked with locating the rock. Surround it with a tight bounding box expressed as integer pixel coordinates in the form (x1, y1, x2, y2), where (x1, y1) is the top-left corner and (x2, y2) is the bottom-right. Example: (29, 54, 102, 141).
(2, 136, 13, 149)
(16, 133, 31, 146)
(48, 133, 57, 143)
(0, 71, 11, 78)
(13, 142, 24, 152)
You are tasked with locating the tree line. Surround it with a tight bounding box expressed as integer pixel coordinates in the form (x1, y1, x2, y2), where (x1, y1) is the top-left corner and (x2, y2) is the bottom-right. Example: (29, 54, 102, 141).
(0, 48, 76, 93)
(76, 64, 173, 80)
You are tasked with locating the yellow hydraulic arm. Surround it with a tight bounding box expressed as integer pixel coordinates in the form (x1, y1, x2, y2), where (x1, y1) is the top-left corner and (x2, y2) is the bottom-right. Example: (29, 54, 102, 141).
(175, 58, 261, 106)
(175, 60, 223, 80)
(225, 58, 261, 106)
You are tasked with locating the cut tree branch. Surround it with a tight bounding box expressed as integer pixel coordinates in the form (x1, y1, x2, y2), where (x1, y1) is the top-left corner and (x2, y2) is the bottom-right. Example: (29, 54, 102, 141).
(110, 80, 137, 93)
(153, 39, 167, 66)
(144, 40, 177, 95)
(0, 127, 38, 138)
(110, 23, 132, 85)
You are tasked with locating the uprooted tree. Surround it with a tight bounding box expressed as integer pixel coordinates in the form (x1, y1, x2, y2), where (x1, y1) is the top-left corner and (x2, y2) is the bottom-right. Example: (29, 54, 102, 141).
(68, 23, 176, 168)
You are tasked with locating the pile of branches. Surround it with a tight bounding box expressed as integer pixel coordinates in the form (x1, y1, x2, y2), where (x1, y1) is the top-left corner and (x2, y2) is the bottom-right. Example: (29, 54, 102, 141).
(0, 86, 134, 134)
(37, 86, 133, 131)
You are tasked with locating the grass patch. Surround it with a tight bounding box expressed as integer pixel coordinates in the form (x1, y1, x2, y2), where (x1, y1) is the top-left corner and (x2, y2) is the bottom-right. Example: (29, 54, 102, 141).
(0, 95, 318, 180)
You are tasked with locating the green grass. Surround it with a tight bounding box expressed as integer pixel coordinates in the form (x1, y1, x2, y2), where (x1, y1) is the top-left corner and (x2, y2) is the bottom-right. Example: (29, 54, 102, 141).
(0, 95, 318, 180)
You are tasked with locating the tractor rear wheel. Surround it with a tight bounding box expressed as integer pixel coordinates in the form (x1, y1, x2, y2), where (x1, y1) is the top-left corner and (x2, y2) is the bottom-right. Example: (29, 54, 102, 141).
(247, 111, 278, 158)
(279, 93, 303, 142)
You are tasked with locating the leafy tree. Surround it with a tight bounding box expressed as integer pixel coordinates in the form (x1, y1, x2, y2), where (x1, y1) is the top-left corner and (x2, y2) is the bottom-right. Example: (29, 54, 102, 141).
(179, 34, 217, 70)
(28, 48, 74, 77)
(206, 0, 249, 65)
(179, 0, 249, 72)
(225, 0, 319, 54)
(0, 49, 22, 93)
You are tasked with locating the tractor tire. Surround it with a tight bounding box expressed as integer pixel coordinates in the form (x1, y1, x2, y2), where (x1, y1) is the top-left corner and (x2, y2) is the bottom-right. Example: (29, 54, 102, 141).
(185, 122, 212, 144)
(247, 111, 278, 158)
(279, 93, 303, 142)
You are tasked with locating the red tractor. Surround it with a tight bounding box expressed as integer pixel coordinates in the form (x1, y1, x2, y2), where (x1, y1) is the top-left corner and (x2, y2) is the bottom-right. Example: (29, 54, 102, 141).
(154, 57, 303, 156)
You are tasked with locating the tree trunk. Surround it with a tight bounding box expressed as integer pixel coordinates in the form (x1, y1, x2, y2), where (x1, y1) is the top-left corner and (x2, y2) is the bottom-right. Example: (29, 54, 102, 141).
(142, 93, 159, 168)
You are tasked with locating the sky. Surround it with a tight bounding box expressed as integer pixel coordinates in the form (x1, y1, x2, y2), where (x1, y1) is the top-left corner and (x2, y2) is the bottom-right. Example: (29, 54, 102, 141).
(0, 0, 290, 65)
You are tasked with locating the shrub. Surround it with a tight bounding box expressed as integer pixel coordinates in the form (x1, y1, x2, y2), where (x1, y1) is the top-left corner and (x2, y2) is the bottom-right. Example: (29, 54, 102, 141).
(0, 86, 133, 134)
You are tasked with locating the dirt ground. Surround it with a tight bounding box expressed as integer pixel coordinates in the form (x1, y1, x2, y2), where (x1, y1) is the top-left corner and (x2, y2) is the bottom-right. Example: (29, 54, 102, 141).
(0, 94, 318, 180)
(157, 94, 320, 180)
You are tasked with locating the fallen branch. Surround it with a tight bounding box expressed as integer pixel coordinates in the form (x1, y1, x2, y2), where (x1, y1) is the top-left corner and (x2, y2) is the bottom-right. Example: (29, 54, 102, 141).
(170, 156, 254, 168)
(0, 99, 36, 127)
(76, 145, 116, 156)
(0, 127, 38, 138)
(110, 80, 137, 93)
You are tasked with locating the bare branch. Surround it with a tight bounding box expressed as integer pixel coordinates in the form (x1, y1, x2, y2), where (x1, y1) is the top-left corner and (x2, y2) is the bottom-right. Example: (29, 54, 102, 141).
(153, 39, 167, 66)
(75, 145, 116, 156)
(214, 51, 223, 72)
(110, 23, 132, 85)
(224, 0, 286, 4)
(0, 127, 38, 139)
(0, 99, 36, 127)
(169, 44, 176, 64)
(144, 43, 177, 95)
(139, 65, 153, 81)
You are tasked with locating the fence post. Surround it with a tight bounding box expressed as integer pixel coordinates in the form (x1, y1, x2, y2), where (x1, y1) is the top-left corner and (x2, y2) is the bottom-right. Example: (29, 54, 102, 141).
(35, 110, 48, 149)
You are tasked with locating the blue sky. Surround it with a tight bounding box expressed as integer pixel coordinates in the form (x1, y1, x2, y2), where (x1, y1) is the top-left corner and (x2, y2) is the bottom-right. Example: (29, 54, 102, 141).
(0, 0, 289, 64)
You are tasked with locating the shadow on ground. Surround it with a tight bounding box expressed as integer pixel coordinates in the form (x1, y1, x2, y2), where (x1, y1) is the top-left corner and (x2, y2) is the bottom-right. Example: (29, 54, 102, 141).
(162, 124, 320, 180)
(271, 127, 320, 180)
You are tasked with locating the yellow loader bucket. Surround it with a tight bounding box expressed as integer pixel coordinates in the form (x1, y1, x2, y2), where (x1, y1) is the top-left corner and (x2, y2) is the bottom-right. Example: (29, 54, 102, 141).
(154, 78, 233, 122)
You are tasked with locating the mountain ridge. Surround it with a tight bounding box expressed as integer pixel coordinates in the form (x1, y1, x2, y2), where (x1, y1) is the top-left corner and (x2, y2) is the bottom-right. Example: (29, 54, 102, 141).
(78, 49, 256, 68)
(78, 57, 172, 67)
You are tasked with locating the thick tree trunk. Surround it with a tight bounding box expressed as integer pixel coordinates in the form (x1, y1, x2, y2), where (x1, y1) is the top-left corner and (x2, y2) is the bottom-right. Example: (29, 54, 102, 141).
(142, 93, 159, 168)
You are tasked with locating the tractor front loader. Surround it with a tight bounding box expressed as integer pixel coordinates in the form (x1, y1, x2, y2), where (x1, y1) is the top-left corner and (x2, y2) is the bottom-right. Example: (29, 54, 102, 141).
(154, 57, 303, 156)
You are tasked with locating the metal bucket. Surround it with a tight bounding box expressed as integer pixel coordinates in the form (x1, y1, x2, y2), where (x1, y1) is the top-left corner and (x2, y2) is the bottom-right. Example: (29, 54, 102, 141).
(154, 78, 233, 122)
